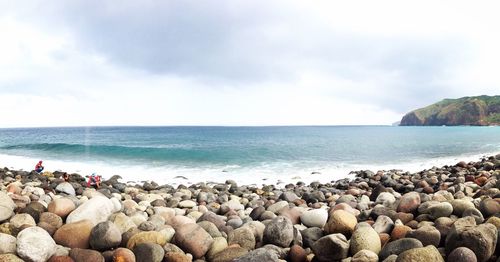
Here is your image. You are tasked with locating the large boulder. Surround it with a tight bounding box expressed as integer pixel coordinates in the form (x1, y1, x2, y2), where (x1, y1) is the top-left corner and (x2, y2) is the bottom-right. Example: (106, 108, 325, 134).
(53, 220, 93, 249)
(16, 226, 57, 262)
(311, 234, 349, 262)
(445, 216, 498, 262)
(66, 196, 120, 226)
(263, 216, 294, 248)
(173, 223, 214, 259)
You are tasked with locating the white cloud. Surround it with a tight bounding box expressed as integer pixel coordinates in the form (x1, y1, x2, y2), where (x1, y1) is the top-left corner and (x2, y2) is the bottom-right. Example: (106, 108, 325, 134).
(0, 0, 499, 127)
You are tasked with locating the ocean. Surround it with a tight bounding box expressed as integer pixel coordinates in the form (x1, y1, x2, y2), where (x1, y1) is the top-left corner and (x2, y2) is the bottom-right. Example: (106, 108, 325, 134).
(0, 126, 499, 185)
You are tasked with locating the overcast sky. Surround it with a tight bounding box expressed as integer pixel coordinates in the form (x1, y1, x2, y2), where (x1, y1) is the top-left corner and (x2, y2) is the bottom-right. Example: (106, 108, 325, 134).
(0, 1, 499, 127)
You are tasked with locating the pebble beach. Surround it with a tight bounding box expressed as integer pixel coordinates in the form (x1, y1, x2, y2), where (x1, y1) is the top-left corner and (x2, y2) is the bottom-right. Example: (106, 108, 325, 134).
(0, 154, 499, 262)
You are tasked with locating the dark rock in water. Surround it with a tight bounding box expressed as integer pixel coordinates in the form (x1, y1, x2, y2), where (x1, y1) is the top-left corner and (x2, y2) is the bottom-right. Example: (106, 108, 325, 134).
(311, 234, 349, 262)
(445, 216, 497, 262)
(379, 238, 423, 261)
(133, 243, 164, 262)
(447, 247, 477, 262)
(263, 216, 294, 248)
(301, 227, 324, 248)
(233, 248, 279, 262)
(69, 248, 105, 262)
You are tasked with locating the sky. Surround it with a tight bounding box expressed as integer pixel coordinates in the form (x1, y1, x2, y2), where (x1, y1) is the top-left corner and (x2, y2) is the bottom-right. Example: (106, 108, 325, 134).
(0, 1, 499, 127)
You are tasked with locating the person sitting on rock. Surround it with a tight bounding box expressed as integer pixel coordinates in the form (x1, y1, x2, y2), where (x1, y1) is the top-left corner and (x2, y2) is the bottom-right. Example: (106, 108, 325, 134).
(35, 160, 44, 173)
(87, 173, 101, 189)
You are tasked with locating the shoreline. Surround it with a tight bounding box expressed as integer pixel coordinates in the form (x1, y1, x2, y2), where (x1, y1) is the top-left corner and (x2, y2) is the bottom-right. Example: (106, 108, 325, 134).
(0, 154, 499, 261)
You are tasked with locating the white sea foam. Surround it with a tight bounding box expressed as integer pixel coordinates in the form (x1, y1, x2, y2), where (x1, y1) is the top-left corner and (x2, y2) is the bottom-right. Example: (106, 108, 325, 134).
(0, 151, 498, 187)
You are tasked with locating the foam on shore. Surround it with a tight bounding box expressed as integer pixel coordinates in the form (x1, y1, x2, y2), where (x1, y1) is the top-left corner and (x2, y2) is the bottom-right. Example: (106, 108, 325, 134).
(0, 151, 498, 187)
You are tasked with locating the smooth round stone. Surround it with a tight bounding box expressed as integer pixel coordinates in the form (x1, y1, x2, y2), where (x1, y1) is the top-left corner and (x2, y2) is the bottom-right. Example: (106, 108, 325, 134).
(397, 192, 421, 213)
(350, 224, 381, 255)
(312, 234, 349, 262)
(9, 213, 36, 233)
(207, 237, 228, 260)
(69, 248, 104, 262)
(373, 215, 394, 234)
(133, 243, 164, 262)
(462, 208, 484, 224)
(352, 249, 379, 262)
(300, 209, 328, 228)
(0, 254, 24, 262)
(396, 245, 444, 262)
(48, 198, 76, 218)
(178, 200, 196, 209)
(89, 221, 122, 251)
(479, 198, 499, 217)
(174, 223, 214, 259)
(428, 202, 453, 219)
(406, 225, 441, 247)
(210, 246, 248, 262)
(447, 247, 477, 262)
(451, 199, 475, 216)
(0, 233, 17, 254)
(53, 220, 93, 249)
(325, 210, 357, 236)
(16, 226, 57, 262)
(228, 227, 255, 250)
(391, 225, 412, 240)
(263, 216, 294, 248)
(376, 192, 396, 207)
(379, 238, 423, 260)
(55, 182, 76, 196)
(127, 231, 169, 250)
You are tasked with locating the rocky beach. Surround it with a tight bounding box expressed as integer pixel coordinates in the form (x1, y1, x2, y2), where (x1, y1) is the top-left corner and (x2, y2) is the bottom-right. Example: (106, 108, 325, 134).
(0, 155, 499, 262)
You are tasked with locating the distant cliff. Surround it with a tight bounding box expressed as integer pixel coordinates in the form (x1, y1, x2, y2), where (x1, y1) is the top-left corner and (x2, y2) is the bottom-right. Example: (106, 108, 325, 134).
(400, 95, 500, 126)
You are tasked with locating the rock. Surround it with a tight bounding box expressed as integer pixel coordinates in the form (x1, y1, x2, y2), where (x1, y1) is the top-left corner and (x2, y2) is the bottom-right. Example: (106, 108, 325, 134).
(38, 212, 63, 235)
(48, 198, 76, 218)
(325, 210, 357, 236)
(288, 245, 307, 262)
(0, 233, 17, 254)
(485, 216, 500, 229)
(16, 226, 57, 262)
(133, 243, 164, 262)
(20, 202, 46, 223)
(53, 220, 93, 249)
(174, 223, 214, 259)
(311, 234, 349, 261)
(164, 252, 191, 262)
(263, 216, 294, 248)
(397, 192, 421, 213)
(89, 221, 122, 251)
(391, 225, 412, 240)
(373, 215, 394, 234)
(207, 237, 228, 260)
(352, 249, 379, 262)
(55, 182, 76, 196)
(47, 256, 75, 262)
(211, 246, 248, 262)
(379, 238, 423, 261)
(301, 227, 324, 248)
(462, 208, 484, 224)
(396, 245, 444, 262)
(445, 216, 498, 262)
(300, 209, 328, 228)
(280, 191, 300, 202)
(66, 196, 120, 226)
(127, 231, 168, 250)
(376, 192, 396, 207)
(406, 225, 441, 247)
(233, 248, 279, 262)
(69, 248, 104, 262)
(110, 213, 136, 233)
(267, 201, 289, 214)
(479, 198, 499, 218)
(350, 224, 381, 255)
(0, 192, 16, 223)
(228, 227, 255, 250)
(9, 213, 36, 233)
(427, 202, 453, 219)
(112, 248, 136, 262)
(249, 206, 265, 220)
(447, 247, 477, 262)
(0, 254, 24, 262)
(178, 200, 196, 209)
(451, 199, 475, 216)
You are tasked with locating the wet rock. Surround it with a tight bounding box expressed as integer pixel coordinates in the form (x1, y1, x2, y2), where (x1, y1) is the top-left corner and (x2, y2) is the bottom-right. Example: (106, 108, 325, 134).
(301, 227, 323, 248)
(287, 245, 307, 262)
(479, 198, 499, 218)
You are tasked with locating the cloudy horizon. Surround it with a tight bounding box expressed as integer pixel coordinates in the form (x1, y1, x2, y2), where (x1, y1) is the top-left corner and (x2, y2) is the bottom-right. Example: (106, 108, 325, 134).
(1, 1, 499, 127)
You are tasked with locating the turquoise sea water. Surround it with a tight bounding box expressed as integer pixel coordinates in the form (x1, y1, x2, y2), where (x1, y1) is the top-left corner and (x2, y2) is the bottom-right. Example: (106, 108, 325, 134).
(0, 126, 499, 184)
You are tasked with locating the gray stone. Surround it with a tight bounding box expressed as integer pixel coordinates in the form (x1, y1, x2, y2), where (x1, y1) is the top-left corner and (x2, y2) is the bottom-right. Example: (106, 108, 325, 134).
(263, 216, 294, 248)
(312, 234, 349, 261)
(379, 238, 423, 261)
(16, 226, 57, 262)
(89, 221, 122, 251)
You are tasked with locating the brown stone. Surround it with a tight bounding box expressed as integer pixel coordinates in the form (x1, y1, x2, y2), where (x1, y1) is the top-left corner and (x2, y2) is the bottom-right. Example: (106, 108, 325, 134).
(112, 248, 136, 262)
(174, 223, 214, 259)
(48, 198, 76, 218)
(69, 248, 104, 262)
(53, 220, 93, 249)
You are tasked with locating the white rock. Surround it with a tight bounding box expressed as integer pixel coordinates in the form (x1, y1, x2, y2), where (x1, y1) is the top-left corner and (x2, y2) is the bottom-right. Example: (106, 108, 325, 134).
(55, 182, 76, 196)
(9, 214, 36, 229)
(179, 200, 197, 208)
(16, 226, 56, 262)
(0, 192, 16, 222)
(0, 233, 17, 254)
(300, 209, 328, 228)
(376, 192, 396, 207)
(66, 195, 120, 226)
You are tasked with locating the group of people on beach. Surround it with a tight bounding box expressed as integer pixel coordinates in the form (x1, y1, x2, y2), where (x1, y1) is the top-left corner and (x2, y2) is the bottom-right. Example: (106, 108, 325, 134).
(34, 160, 102, 188)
